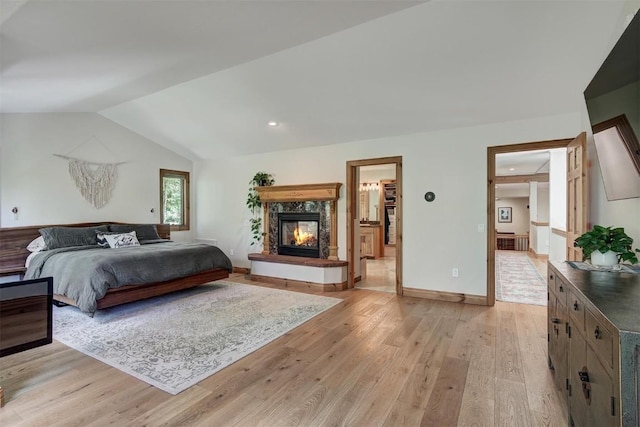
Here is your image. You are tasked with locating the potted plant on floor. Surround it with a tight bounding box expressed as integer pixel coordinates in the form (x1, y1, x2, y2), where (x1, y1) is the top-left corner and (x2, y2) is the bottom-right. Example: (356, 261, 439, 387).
(246, 172, 275, 246)
(574, 225, 639, 266)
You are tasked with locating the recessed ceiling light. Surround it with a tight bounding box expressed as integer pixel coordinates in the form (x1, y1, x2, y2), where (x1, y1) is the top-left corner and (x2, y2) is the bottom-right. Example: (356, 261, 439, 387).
(267, 121, 279, 127)
(509, 167, 515, 171)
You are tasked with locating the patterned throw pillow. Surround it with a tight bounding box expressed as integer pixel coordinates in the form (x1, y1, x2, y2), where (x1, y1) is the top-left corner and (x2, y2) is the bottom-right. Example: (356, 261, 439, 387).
(96, 230, 120, 248)
(99, 231, 141, 248)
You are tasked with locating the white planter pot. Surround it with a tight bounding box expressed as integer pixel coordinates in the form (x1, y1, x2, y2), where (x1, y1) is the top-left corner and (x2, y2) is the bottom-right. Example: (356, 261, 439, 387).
(590, 250, 619, 267)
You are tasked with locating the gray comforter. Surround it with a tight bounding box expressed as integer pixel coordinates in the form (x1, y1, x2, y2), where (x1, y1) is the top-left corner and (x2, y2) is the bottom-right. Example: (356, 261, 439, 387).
(25, 241, 232, 314)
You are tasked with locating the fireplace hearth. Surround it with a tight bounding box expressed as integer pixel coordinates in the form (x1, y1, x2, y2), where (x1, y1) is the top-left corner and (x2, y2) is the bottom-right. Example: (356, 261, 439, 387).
(278, 212, 320, 258)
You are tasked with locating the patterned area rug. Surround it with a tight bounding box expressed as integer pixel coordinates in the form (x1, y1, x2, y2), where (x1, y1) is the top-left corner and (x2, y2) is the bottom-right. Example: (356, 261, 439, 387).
(53, 282, 341, 394)
(496, 251, 547, 306)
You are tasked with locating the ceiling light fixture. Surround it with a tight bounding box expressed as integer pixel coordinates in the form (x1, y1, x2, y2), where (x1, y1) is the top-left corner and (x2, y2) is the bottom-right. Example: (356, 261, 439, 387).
(509, 167, 515, 171)
(267, 121, 279, 127)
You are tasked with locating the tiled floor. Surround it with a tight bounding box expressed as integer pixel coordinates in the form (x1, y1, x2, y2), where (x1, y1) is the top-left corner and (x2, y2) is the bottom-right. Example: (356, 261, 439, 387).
(356, 245, 396, 293)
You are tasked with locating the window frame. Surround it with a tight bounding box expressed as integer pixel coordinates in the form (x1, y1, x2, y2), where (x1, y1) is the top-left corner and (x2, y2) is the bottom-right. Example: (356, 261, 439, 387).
(159, 168, 190, 231)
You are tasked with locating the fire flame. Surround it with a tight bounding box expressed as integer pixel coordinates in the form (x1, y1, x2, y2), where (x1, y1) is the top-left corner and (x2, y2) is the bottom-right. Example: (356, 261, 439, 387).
(294, 227, 315, 246)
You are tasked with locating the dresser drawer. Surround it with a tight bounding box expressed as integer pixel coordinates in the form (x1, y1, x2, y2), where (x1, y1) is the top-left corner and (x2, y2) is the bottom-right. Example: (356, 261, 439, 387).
(585, 308, 613, 370)
(548, 268, 557, 291)
(568, 289, 585, 334)
(554, 276, 569, 308)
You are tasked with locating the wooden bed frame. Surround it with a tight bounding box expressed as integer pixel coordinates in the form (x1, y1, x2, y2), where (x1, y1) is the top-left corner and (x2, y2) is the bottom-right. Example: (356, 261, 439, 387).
(0, 222, 229, 309)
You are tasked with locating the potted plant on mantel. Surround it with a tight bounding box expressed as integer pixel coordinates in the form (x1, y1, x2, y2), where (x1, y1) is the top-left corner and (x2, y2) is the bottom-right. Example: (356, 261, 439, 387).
(574, 225, 639, 266)
(246, 172, 275, 246)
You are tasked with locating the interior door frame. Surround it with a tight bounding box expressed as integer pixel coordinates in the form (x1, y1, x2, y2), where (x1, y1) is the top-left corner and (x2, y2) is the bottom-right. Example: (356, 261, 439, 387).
(346, 156, 402, 294)
(487, 138, 574, 306)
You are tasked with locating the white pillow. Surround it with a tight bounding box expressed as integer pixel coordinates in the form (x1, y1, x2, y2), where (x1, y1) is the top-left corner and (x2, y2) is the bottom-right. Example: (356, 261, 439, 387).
(25, 251, 40, 268)
(101, 231, 140, 248)
(27, 235, 46, 252)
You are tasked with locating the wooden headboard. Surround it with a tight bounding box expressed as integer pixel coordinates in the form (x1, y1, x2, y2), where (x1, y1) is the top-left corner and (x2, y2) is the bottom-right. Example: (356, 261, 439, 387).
(0, 222, 170, 275)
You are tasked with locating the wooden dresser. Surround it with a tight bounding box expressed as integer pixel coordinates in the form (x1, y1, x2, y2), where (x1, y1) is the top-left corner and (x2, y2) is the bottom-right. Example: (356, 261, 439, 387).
(547, 261, 640, 426)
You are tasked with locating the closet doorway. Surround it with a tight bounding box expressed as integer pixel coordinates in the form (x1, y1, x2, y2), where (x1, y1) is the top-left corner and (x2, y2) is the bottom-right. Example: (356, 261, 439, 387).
(346, 156, 402, 294)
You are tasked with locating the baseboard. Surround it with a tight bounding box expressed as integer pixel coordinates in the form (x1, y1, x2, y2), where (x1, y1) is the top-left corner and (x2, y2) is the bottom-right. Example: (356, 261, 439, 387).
(528, 248, 549, 259)
(354, 275, 362, 283)
(402, 287, 487, 305)
(232, 266, 250, 275)
(249, 274, 348, 292)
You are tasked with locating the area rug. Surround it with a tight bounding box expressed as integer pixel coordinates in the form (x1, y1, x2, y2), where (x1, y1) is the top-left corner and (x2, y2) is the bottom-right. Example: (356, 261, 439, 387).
(496, 251, 547, 306)
(53, 282, 341, 394)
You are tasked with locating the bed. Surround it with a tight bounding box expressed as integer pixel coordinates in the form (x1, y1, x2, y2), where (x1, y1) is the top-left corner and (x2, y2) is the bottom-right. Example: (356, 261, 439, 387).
(0, 222, 232, 314)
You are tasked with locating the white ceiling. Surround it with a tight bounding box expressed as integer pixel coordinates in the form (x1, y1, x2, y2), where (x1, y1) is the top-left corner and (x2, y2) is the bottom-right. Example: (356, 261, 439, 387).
(1, 1, 634, 161)
(496, 149, 550, 176)
(495, 149, 554, 197)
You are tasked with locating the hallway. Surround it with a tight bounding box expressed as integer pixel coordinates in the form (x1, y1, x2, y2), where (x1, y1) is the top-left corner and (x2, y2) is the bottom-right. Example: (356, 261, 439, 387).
(495, 250, 548, 306)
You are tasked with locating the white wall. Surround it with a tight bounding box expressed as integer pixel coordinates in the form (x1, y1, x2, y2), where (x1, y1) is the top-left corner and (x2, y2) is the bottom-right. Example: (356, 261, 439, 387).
(537, 185, 550, 222)
(549, 148, 568, 261)
(535, 185, 550, 255)
(529, 183, 538, 252)
(1, 113, 194, 241)
(195, 112, 583, 296)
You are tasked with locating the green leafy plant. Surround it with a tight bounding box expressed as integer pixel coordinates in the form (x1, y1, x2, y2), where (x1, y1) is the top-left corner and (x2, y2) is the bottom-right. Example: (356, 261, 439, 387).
(246, 172, 274, 246)
(574, 225, 639, 264)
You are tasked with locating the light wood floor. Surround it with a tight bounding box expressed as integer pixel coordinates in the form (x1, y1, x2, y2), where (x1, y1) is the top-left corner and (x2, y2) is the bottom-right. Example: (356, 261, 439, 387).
(0, 273, 567, 426)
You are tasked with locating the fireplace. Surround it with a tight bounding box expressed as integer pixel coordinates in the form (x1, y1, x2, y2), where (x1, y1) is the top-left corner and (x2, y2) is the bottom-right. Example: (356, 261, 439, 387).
(255, 182, 341, 260)
(278, 212, 320, 258)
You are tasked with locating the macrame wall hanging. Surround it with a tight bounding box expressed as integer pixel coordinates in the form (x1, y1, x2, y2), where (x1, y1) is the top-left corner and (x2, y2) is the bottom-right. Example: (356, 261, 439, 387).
(54, 136, 126, 209)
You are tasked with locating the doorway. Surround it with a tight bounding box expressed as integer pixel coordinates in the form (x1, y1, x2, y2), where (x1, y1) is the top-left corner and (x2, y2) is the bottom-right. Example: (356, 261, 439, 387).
(346, 156, 402, 294)
(357, 165, 396, 292)
(493, 149, 551, 306)
(487, 137, 582, 305)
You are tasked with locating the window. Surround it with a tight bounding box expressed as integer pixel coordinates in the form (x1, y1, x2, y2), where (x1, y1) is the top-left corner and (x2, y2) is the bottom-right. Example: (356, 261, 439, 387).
(160, 169, 190, 231)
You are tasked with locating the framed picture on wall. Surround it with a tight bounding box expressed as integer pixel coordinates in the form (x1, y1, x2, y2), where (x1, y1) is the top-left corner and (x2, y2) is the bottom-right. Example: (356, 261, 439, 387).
(498, 207, 512, 223)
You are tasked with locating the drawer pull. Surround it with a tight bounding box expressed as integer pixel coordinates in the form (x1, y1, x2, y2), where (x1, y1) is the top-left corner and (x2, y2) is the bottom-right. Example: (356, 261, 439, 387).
(549, 274, 554, 280)
(573, 301, 579, 311)
(594, 326, 600, 339)
(551, 317, 561, 324)
(578, 367, 592, 405)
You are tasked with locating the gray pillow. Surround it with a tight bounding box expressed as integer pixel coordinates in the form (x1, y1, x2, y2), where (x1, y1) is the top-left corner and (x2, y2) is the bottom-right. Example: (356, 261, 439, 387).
(39, 225, 109, 249)
(108, 224, 161, 242)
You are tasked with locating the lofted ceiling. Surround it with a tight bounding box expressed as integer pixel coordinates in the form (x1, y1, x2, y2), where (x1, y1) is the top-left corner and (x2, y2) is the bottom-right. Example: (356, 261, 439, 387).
(1, 1, 635, 161)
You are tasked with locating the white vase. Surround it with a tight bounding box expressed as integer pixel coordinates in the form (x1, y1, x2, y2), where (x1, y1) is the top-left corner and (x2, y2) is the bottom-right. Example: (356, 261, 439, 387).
(590, 250, 619, 266)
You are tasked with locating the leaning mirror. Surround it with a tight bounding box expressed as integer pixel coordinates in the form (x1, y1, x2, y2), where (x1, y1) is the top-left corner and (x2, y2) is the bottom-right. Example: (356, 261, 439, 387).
(584, 11, 640, 201)
(592, 115, 640, 200)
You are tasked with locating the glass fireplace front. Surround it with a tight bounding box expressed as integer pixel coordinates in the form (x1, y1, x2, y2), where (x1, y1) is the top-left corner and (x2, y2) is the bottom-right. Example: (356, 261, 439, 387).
(278, 212, 320, 258)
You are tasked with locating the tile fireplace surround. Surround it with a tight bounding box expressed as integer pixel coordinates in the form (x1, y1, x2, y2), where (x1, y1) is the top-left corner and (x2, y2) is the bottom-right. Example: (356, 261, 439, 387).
(248, 183, 347, 291)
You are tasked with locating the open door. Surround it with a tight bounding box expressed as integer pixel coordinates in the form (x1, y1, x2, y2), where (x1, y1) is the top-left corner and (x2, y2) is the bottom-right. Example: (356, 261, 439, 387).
(566, 132, 588, 261)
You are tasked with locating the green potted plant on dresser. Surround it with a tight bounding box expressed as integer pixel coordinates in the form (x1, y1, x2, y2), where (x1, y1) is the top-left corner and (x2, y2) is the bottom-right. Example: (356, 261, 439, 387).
(573, 225, 639, 266)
